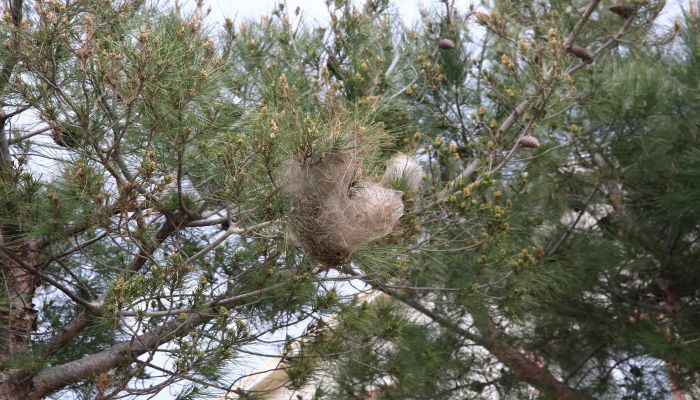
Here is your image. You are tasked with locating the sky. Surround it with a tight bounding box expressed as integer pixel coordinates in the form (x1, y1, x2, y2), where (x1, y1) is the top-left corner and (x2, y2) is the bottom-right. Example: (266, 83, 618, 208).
(204, 0, 464, 26)
(185, 0, 685, 48)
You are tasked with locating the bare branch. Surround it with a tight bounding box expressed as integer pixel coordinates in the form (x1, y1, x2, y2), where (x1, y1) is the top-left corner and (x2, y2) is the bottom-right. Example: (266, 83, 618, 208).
(384, 47, 401, 78)
(8, 126, 51, 145)
(0, 247, 96, 310)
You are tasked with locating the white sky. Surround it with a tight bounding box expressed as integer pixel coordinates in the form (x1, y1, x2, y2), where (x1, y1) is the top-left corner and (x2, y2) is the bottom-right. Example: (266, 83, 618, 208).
(197, 0, 683, 37)
(205, 0, 452, 25)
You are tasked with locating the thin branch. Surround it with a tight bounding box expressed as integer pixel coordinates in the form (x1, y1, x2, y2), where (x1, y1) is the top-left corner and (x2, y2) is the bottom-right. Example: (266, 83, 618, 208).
(418, 158, 480, 212)
(567, 17, 634, 75)
(0, 247, 96, 311)
(183, 219, 277, 266)
(31, 275, 286, 398)
(0, 104, 30, 120)
(120, 282, 287, 317)
(8, 126, 52, 144)
(567, 0, 602, 46)
(384, 47, 401, 78)
(40, 231, 108, 265)
(42, 215, 185, 354)
(546, 188, 600, 256)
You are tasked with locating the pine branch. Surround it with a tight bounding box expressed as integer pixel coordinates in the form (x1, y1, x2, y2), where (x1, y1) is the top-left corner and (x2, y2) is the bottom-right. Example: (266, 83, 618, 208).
(8, 126, 51, 145)
(0, 247, 95, 310)
(41, 214, 184, 354)
(0, 0, 23, 94)
(42, 216, 274, 355)
(29, 276, 292, 398)
(567, 0, 602, 46)
(363, 279, 588, 399)
(32, 310, 212, 398)
(119, 281, 286, 318)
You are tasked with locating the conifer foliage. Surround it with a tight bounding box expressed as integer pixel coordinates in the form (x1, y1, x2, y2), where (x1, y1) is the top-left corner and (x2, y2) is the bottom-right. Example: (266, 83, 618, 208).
(0, 0, 697, 399)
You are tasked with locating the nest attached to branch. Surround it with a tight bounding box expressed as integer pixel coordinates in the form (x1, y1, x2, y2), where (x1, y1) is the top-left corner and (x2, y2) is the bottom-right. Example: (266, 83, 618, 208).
(281, 152, 405, 268)
(382, 153, 424, 194)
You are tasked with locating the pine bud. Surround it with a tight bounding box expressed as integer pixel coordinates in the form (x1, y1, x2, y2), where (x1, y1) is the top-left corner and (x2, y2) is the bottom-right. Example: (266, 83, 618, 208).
(518, 135, 540, 148)
(474, 12, 490, 26)
(566, 45, 594, 64)
(437, 38, 455, 49)
(609, 4, 636, 18)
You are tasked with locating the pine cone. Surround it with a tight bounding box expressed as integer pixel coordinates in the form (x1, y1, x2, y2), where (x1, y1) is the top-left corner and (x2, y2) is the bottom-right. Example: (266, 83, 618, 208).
(609, 4, 636, 18)
(566, 45, 594, 64)
(438, 38, 455, 50)
(518, 135, 540, 149)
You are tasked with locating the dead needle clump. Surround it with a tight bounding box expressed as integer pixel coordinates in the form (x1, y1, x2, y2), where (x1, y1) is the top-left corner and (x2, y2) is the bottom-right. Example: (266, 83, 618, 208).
(474, 12, 491, 26)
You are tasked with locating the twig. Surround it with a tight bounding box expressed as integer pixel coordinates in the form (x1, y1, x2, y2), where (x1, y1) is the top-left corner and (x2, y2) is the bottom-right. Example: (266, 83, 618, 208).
(546, 188, 599, 256)
(0, 246, 96, 310)
(8, 126, 51, 144)
(120, 282, 286, 318)
(567, 0, 602, 46)
(384, 47, 401, 78)
(183, 219, 277, 266)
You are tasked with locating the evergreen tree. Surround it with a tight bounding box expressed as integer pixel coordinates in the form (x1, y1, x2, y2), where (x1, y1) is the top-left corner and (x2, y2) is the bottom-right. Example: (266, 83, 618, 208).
(0, 0, 694, 399)
(296, 2, 700, 400)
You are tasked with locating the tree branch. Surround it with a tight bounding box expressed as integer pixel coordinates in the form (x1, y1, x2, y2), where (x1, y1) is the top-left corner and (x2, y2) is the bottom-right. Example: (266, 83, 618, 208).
(567, 0, 602, 46)
(364, 280, 587, 399)
(0, 247, 95, 310)
(30, 277, 286, 399)
(32, 311, 211, 398)
(8, 126, 51, 145)
(42, 214, 185, 354)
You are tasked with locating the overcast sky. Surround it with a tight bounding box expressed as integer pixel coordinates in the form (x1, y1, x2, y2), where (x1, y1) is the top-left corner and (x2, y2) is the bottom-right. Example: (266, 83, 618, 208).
(198, 0, 682, 34)
(205, 0, 454, 25)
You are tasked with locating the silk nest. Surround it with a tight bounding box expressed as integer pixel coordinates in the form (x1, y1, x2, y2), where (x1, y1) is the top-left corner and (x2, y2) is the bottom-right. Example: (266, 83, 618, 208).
(280, 149, 422, 267)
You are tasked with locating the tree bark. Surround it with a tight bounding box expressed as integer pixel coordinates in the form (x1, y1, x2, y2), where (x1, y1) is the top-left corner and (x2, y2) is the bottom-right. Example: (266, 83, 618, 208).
(0, 237, 41, 400)
(476, 321, 585, 400)
(0, 238, 39, 362)
(0, 0, 25, 168)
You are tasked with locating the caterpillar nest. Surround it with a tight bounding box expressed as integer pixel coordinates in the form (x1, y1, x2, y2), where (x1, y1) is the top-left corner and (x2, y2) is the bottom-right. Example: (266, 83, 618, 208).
(382, 153, 424, 194)
(281, 152, 406, 267)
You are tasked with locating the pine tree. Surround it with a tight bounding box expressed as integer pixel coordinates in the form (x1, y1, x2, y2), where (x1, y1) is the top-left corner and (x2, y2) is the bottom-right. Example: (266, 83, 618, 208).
(0, 1, 352, 398)
(0, 0, 693, 399)
(292, 2, 700, 400)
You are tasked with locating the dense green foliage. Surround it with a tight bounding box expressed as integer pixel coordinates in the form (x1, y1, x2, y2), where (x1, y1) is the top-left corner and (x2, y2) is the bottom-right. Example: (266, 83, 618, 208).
(0, 0, 698, 399)
(294, 5, 700, 400)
